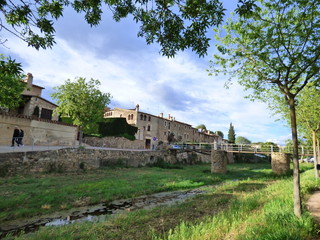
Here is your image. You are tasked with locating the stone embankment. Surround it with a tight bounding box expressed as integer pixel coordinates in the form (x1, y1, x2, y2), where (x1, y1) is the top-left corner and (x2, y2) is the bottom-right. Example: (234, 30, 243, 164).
(0, 148, 217, 176)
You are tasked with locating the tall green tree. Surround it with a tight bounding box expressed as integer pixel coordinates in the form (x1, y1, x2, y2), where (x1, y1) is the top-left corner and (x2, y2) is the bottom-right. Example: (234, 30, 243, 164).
(235, 136, 251, 144)
(228, 123, 235, 143)
(51, 77, 111, 143)
(212, 0, 320, 217)
(296, 86, 320, 178)
(276, 85, 320, 177)
(0, 55, 25, 109)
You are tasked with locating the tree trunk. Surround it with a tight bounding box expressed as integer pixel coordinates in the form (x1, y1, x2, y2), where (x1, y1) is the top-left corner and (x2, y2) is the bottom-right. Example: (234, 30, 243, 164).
(312, 131, 319, 178)
(288, 97, 302, 217)
(79, 126, 83, 146)
(317, 139, 320, 166)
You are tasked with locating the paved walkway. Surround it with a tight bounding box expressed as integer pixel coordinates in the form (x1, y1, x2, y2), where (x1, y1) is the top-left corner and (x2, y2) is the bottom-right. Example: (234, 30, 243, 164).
(0, 145, 71, 153)
(307, 191, 320, 221)
(307, 192, 320, 239)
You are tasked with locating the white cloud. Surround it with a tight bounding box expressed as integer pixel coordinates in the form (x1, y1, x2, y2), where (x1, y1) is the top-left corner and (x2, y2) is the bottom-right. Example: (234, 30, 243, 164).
(1, 13, 291, 144)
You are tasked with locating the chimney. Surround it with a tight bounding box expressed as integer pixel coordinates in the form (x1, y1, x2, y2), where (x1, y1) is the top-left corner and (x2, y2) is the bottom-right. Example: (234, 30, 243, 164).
(25, 73, 33, 87)
(168, 114, 171, 119)
(159, 113, 163, 118)
(135, 104, 139, 112)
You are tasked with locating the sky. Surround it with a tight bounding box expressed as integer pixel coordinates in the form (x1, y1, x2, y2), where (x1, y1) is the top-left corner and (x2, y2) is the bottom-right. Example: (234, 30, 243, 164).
(1, 0, 292, 144)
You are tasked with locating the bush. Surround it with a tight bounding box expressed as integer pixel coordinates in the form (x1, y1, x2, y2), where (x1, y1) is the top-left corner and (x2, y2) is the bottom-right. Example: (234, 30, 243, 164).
(98, 118, 137, 140)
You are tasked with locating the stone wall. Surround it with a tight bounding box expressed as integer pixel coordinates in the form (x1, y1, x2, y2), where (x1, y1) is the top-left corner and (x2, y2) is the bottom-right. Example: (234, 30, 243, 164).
(83, 136, 145, 149)
(0, 113, 77, 146)
(0, 148, 215, 176)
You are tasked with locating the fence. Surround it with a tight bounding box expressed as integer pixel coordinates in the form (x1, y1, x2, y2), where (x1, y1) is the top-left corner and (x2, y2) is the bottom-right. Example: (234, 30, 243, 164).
(170, 142, 314, 156)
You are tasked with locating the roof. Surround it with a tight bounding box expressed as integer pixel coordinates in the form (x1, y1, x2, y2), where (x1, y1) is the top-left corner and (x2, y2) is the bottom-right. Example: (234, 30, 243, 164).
(22, 81, 45, 89)
(22, 95, 58, 107)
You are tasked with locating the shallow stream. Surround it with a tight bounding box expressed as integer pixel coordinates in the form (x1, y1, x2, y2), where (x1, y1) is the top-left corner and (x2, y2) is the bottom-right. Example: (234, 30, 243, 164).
(0, 188, 206, 238)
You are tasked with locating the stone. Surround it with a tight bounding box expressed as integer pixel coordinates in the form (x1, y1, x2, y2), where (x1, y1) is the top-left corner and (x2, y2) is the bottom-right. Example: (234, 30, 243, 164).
(211, 150, 227, 174)
(271, 152, 290, 175)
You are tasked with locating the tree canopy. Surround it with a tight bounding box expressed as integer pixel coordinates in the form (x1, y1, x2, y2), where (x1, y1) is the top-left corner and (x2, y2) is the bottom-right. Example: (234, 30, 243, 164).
(196, 124, 207, 131)
(51, 77, 111, 134)
(235, 136, 251, 144)
(0, 55, 25, 109)
(212, 0, 320, 217)
(216, 130, 224, 139)
(0, 0, 226, 57)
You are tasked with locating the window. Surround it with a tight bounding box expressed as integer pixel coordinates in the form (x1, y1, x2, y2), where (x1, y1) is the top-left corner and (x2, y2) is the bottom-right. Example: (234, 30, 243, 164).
(140, 114, 143, 120)
(164, 121, 167, 127)
(147, 125, 151, 131)
(144, 115, 147, 121)
(148, 116, 151, 121)
(40, 108, 53, 120)
(168, 122, 171, 130)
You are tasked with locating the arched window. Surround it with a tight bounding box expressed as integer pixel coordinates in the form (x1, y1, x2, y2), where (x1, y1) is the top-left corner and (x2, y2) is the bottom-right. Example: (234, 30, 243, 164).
(131, 114, 134, 120)
(144, 115, 147, 121)
(140, 114, 143, 120)
(147, 125, 151, 131)
(148, 116, 151, 121)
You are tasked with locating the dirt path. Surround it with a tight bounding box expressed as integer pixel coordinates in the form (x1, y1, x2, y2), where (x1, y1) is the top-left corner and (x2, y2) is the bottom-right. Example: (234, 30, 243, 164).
(307, 191, 320, 239)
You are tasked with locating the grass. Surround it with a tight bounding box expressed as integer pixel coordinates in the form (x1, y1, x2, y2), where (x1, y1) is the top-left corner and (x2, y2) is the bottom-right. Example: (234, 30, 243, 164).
(1, 162, 319, 240)
(0, 163, 275, 223)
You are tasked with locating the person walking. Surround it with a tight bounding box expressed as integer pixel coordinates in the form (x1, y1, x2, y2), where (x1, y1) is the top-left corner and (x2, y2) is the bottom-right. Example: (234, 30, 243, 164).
(17, 128, 24, 146)
(11, 126, 20, 147)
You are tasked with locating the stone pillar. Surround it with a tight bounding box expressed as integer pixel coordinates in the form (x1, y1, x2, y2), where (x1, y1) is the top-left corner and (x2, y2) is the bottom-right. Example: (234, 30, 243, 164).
(227, 152, 234, 164)
(211, 150, 227, 173)
(271, 152, 290, 175)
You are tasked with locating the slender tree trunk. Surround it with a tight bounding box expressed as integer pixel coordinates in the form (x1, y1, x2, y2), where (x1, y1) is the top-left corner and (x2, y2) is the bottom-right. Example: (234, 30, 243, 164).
(288, 97, 302, 217)
(317, 138, 320, 166)
(79, 126, 83, 146)
(312, 131, 319, 178)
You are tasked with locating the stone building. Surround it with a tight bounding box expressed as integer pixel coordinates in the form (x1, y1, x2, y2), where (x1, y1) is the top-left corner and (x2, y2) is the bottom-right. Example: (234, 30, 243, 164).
(9, 73, 58, 121)
(0, 73, 78, 146)
(104, 104, 223, 149)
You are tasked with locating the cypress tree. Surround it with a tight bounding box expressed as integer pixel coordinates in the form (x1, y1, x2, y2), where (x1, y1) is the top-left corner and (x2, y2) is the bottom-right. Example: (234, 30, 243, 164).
(228, 123, 236, 143)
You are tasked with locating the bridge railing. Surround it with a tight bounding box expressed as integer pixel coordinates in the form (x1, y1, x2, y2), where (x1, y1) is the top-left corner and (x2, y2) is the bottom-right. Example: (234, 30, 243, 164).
(170, 142, 314, 156)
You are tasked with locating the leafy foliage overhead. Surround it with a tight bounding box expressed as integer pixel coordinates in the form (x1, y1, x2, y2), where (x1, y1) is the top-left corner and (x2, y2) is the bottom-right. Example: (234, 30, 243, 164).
(212, 0, 320, 101)
(0, 0, 225, 57)
(0, 55, 25, 109)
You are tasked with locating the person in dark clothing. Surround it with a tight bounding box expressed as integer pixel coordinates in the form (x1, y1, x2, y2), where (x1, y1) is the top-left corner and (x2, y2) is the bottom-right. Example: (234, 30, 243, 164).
(17, 128, 24, 146)
(11, 126, 20, 147)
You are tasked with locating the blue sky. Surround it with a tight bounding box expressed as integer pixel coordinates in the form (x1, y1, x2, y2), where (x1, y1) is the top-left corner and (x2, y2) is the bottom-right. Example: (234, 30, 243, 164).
(1, 0, 292, 144)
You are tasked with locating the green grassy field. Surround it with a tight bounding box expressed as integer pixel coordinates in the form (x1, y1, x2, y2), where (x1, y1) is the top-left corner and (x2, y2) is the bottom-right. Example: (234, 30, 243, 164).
(1, 162, 319, 240)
